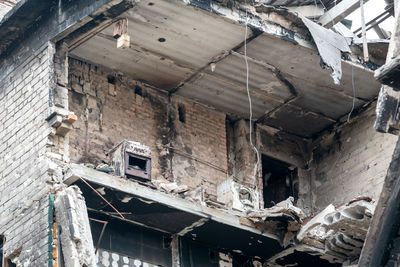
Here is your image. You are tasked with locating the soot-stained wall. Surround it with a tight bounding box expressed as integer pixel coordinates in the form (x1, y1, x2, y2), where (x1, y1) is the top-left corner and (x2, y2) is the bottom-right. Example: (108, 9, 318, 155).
(68, 58, 228, 199)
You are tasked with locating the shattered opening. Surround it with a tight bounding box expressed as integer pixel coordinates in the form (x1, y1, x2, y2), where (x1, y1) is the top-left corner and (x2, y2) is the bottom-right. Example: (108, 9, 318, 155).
(178, 104, 186, 123)
(275, 250, 341, 267)
(262, 155, 297, 208)
(125, 153, 151, 180)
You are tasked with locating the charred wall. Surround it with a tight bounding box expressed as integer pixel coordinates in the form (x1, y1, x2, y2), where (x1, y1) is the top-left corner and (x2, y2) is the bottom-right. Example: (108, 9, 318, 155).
(310, 105, 398, 212)
(68, 58, 227, 199)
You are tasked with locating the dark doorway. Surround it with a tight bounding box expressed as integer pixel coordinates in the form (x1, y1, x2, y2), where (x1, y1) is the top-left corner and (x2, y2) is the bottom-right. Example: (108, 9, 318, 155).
(262, 155, 297, 208)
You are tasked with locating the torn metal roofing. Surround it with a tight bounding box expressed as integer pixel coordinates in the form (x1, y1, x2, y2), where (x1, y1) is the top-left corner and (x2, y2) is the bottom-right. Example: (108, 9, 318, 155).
(70, 0, 381, 138)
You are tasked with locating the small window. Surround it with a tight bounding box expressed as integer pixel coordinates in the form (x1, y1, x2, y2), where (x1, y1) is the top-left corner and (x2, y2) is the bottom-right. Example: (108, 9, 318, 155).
(178, 104, 185, 123)
(262, 155, 298, 208)
(125, 153, 151, 181)
(107, 75, 116, 85)
(128, 156, 147, 171)
(134, 86, 142, 96)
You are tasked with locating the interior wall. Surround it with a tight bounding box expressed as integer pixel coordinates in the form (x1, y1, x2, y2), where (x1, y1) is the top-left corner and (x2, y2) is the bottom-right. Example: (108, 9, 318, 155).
(68, 58, 227, 199)
(310, 105, 398, 212)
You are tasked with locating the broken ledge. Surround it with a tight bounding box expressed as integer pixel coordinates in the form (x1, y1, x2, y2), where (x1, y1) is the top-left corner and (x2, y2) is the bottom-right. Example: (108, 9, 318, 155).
(64, 163, 280, 238)
(64, 163, 285, 259)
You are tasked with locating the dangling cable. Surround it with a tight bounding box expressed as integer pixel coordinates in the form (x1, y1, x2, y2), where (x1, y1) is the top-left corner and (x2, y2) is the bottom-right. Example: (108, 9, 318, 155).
(347, 64, 356, 123)
(244, 1, 260, 184)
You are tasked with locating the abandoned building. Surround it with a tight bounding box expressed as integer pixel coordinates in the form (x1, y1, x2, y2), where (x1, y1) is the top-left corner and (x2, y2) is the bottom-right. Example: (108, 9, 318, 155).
(1, 0, 400, 266)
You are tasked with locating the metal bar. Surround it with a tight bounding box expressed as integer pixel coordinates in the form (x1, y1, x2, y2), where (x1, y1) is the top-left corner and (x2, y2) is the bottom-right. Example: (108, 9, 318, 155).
(79, 177, 125, 219)
(354, 8, 392, 34)
(360, 0, 369, 61)
(356, 13, 392, 37)
(89, 218, 108, 254)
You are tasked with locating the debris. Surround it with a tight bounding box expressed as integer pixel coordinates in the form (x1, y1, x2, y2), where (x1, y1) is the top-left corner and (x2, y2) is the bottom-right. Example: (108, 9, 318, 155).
(297, 14, 351, 84)
(96, 163, 115, 174)
(55, 186, 97, 267)
(243, 197, 305, 246)
(297, 200, 375, 264)
(152, 178, 189, 194)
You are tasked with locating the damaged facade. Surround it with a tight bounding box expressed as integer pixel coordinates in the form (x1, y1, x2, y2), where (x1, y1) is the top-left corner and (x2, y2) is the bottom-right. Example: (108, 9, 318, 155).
(0, 0, 399, 266)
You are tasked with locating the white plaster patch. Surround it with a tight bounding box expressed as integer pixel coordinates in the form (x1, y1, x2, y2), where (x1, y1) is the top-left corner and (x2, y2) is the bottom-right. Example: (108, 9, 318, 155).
(97, 187, 106, 195)
(121, 196, 133, 203)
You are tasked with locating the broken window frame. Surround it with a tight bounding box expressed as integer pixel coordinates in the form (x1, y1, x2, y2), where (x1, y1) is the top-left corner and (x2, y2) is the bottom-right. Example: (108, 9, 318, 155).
(261, 155, 298, 208)
(124, 152, 151, 180)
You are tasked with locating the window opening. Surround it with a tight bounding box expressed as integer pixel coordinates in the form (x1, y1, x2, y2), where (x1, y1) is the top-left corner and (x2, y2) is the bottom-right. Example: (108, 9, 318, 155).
(134, 86, 142, 96)
(107, 75, 115, 85)
(178, 104, 186, 123)
(262, 155, 298, 208)
(128, 156, 146, 171)
(125, 153, 151, 181)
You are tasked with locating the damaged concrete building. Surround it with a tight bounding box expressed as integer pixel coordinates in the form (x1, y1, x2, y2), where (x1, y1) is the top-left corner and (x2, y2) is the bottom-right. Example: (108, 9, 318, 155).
(0, 0, 399, 266)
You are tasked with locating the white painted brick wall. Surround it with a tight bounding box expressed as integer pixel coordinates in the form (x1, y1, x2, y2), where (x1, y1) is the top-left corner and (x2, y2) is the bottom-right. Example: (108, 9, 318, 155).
(0, 44, 52, 266)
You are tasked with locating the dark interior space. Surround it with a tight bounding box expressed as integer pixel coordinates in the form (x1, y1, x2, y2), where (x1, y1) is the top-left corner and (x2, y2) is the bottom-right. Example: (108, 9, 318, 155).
(180, 238, 219, 267)
(89, 212, 172, 267)
(231, 252, 265, 267)
(262, 155, 298, 208)
(275, 250, 341, 267)
(128, 155, 147, 171)
(125, 153, 151, 180)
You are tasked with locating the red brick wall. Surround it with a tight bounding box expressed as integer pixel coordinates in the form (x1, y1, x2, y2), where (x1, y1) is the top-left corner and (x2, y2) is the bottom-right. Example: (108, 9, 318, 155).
(171, 97, 228, 198)
(68, 58, 228, 198)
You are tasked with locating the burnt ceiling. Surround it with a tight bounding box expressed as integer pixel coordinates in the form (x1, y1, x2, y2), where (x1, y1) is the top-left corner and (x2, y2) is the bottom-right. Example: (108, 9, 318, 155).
(70, 0, 381, 138)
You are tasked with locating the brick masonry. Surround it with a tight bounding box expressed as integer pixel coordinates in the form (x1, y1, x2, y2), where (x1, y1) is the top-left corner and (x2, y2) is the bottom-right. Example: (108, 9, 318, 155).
(0, 44, 53, 266)
(311, 105, 398, 212)
(67, 58, 399, 215)
(68, 58, 228, 199)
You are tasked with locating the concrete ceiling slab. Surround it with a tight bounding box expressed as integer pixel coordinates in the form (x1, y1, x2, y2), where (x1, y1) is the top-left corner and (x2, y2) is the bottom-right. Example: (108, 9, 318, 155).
(178, 72, 283, 119)
(208, 52, 294, 102)
(239, 33, 381, 100)
(70, 0, 250, 90)
(69, 0, 380, 138)
(286, 76, 366, 119)
(263, 104, 335, 137)
(71, 33, 193, 89)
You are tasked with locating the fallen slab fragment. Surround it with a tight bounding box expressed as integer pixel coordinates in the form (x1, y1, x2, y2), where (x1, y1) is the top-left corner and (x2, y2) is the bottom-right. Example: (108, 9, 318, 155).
(298, 14, 351, 85)
(55, 185, 97, 267)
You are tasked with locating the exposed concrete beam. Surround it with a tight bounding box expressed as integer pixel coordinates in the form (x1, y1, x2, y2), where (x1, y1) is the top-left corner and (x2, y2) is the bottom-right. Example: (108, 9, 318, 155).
(64, 163, 281, 242)
(318, 0, 369, 28)
(286, 5, 325, 19)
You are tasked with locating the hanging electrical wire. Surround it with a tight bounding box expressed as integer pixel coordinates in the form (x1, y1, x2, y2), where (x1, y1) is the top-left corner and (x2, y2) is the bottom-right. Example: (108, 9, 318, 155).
(347, 65, 356, 122)
(243, 1, 261, 183)
(316, 0, 358, 122)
